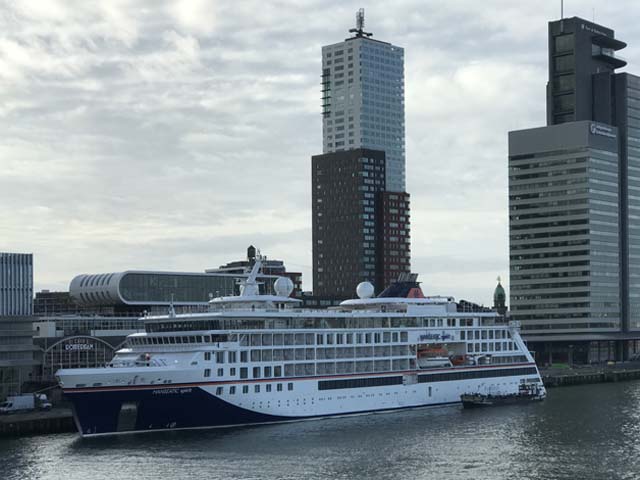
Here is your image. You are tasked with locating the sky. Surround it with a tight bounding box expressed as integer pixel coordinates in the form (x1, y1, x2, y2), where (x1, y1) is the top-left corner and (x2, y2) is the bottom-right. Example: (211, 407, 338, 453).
(2, 0, 640, 306)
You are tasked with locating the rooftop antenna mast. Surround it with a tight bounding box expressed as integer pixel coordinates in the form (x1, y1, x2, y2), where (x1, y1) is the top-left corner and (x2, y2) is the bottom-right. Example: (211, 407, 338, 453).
(349, 8, 372, 38)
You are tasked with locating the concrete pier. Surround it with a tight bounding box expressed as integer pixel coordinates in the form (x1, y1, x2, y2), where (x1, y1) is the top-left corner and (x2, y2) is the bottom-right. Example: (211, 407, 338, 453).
(541, 364, 640, 387)
(0, 409, 74, 437)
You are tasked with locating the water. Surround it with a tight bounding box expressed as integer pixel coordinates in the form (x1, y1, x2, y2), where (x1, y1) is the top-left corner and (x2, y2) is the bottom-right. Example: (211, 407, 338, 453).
(2, 381, 640, 480)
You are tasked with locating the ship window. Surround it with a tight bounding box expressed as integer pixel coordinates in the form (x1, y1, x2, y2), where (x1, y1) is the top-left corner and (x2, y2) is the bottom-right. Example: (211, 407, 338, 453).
(274, 366, 282, 377)
(240, 367, 248, 379)
(277, 383, 283, 392)
(228, 351, 237, 363)
(284, 334, 294, 345)
(196, 336, 203, 343)
(383, 332, 391, 343)
(336, 334, 344, 344)
(428, 386, 432, 397)
(204, 352, 211, 361)
(482, 343, 487, 352)
(326, 334, 334, 345)
(460, 331, 466, 340)
(429, 319, 435, 327)
(240, 351, 248, 362)
(503, 342, 508, 350)
(475, 344, 480, 352)
(262, 350, 272, 361)
(204, 335, 211, 343)
(374, 333, 381, 343)
(230, 368, 236, 376)
(273, 333, 283, 345)
(204, 369, 211, 378)
(467, 344, 473, 353)
(266, 384, 272, 392)
(365, 333, 372, 344)
(437, 319, 443, 327)
(475, 331, 480, 340)
(295, 334, 305, 345)
(392, 332, 398, 342)
(356, 333, 362, 344)
(288, 383, 293, 391)
(239, 335, 249, 346)
(346, 333, 353, 344)
(317, 334, 324, 345)
(489, 331, 494, 340)
(481, 331, 487, 340)
(255, 385, 260, 393)
(217, 368, 223, 376)
(496, 342, 502, 351)
(273, 349, 283, 361)
(216, 387, 223, 395)
(401, 332, 408, 342)
(251, 335, 261, 346)
(251, 350, 261, 362)
(264, 366, 272, 377)
(306, 333, 314, 345)
(253, 367, 261, 378)
(189, 336, 196, 343)
(216, 352, 225, 363)
(243, 385, 249, 394)
(230, 386, 236, 394)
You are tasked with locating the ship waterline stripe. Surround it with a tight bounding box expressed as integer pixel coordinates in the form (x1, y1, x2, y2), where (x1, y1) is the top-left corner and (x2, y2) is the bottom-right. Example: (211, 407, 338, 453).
(63, 363, 538, 394)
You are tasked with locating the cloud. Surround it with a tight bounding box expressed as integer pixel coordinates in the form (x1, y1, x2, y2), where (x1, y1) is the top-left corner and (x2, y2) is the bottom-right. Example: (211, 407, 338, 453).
(2, 0, 640, 305)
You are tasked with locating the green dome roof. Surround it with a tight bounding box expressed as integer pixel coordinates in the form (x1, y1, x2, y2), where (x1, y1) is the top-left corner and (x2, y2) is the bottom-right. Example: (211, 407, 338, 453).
(494, 281, 506, 303)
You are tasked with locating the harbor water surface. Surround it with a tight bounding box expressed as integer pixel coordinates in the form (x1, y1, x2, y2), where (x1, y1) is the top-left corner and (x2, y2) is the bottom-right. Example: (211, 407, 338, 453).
(1, 380, 639, 480)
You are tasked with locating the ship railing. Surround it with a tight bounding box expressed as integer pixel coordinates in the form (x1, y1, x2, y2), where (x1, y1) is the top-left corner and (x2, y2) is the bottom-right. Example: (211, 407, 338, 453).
(105, 358, 171, 368)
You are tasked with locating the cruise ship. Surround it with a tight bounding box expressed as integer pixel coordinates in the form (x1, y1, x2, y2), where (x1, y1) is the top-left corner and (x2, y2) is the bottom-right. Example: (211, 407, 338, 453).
(56, 260, 545, 436)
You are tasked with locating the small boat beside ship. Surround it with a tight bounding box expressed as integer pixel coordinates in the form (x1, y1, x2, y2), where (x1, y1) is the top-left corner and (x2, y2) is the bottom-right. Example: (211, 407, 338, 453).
(460, 382, 546, 408)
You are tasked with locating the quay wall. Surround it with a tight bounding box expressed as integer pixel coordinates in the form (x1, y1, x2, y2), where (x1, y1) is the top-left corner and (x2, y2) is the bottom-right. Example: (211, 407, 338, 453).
(542, 367, 640, 387)
(0, 409, 74, 437)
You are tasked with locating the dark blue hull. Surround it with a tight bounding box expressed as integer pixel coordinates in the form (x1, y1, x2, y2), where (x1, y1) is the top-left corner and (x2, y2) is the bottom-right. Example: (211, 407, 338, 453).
(65, 386, 290, 436)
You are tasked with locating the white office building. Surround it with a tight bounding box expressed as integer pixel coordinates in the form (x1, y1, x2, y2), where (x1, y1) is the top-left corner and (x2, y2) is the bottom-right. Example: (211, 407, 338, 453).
(321, 9, 405, 192)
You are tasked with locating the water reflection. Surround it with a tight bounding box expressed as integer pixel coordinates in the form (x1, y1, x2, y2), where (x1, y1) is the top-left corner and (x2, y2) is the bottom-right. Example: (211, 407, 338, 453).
(2, 382, 640, 480)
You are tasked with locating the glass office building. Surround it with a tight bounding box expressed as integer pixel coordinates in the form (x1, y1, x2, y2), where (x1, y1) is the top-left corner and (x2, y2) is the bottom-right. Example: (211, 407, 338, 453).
(0, 252, 33, 316)
(0, 252, 37, 398)
(321, 18, 405, 192)
(509, 121, 621, 337)
(507, 16, 640, 363)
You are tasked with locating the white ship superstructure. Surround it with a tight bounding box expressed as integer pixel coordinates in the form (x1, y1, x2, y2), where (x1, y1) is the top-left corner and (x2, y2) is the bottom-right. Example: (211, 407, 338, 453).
(57, 261, 544, 436)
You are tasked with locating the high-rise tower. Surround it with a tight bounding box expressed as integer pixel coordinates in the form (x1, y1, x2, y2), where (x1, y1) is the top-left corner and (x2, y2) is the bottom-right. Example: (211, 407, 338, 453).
(321, 8, 406, 192)
(509, 16, 640, 364)
(313, 10, 411, 299)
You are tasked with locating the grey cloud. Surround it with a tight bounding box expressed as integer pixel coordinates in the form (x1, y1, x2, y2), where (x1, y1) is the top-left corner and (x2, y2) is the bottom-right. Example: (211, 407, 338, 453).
(3, 0, 640, 306)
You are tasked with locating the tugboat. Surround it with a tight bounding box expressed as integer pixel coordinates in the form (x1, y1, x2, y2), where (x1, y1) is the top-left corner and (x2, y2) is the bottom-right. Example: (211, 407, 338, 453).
(460, 382, 546, 408)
